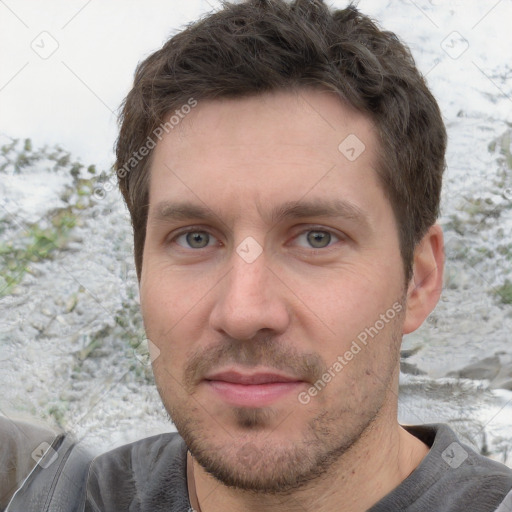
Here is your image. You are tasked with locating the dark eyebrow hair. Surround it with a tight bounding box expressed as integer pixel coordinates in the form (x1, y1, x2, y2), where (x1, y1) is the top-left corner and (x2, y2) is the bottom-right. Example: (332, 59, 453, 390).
(150, 198, 371, 231)
(152, 202, 214, 222)
(267, 199, 370, 228)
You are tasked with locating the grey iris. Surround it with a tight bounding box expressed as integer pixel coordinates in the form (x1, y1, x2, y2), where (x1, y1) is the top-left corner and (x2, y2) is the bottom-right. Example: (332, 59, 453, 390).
(307, 231, 330, 248)
(186, 232, 209, 248)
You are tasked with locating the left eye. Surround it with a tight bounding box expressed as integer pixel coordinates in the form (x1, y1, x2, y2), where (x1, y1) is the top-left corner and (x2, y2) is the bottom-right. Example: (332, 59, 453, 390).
(175, 231, 217, 249)
(294, 230, 340, 249)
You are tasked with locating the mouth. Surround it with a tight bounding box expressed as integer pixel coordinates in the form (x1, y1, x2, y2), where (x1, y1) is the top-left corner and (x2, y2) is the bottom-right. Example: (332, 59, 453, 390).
(203, 369, 305, 407)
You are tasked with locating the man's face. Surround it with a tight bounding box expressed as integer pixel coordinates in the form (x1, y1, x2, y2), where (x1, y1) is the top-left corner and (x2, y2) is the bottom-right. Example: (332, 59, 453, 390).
(140, 89, 407, 491)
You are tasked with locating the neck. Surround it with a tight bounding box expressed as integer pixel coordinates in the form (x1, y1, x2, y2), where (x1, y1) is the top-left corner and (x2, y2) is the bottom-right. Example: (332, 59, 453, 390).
(189, 418, 429, 512)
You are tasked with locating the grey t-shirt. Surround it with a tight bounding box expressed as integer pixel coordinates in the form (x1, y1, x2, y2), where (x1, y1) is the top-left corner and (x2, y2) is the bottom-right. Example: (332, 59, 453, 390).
(369, 424, 512, 511)
(495, 490, 512, 512)
(0, 416, 91, 512)
(85, 423, 512, 511)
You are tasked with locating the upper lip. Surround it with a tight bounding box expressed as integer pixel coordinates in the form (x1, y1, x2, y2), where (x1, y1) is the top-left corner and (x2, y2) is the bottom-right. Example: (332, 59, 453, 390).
(204, 369, 303, 385)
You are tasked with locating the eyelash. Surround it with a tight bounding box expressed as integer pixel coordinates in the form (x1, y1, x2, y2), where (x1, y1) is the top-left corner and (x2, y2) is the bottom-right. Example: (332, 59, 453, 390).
(168, 225, 344, 251)
(292, 228, 342, 250)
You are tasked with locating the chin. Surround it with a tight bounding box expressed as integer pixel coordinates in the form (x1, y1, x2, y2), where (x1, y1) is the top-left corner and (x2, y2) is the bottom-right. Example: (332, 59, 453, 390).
(168, 398, 374, 494)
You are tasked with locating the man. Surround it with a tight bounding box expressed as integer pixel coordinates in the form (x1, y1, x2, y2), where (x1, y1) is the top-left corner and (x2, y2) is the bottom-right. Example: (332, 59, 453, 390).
(5, 0, 511, 511)
(85, 0, 512, 510)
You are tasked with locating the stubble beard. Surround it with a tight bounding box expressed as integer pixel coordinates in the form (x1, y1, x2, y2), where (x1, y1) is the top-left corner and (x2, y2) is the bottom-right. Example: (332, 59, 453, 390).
(168, 399, 384, 494)
(154, 309, 403, 494)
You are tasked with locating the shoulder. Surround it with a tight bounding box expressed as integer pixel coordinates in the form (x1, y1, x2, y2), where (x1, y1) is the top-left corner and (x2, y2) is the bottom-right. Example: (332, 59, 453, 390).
(0, 416, 92, 512)
(383, 423, 512, 512)
(0, 415, 58, 509)
(406, 423, 512, 481)
(88, 431, 185, 474)
(495, 489, 512, 512)
(86, 432, 190, 512)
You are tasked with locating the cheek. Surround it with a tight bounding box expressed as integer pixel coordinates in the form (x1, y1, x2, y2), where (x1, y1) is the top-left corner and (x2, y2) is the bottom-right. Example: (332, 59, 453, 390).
(140, 272, 182, 362)
(301, 271, 404, 363)
(306, 267, 398, 323)
(140, 266, 194, 329)
(139, 275, 167, 336)
(139, 271, 209, 367)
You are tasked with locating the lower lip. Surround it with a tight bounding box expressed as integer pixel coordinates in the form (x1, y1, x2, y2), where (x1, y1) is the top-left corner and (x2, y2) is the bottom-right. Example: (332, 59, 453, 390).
(205, 380, 303, 407)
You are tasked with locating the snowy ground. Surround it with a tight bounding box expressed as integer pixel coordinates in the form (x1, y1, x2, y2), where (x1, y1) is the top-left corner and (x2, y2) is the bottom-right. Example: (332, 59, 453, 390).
(1, 0, 512, 468)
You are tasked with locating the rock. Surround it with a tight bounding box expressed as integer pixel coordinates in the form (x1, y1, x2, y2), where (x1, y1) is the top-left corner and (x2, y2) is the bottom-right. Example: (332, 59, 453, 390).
(491, 361, 512, 391)
(400, 345, 423, 359)
(447, 356, 501, 381)
(400, 361, 426, 376)
(493, 380, 512, 391)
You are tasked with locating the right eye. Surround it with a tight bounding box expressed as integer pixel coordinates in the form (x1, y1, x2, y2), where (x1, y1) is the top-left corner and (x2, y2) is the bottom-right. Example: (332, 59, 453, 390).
(173, 230, 219, 249)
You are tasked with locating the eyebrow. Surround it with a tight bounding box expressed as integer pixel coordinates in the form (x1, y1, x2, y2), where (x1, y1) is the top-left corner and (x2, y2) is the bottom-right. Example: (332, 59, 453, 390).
(267, 199, 370, 229)
(150, 198, 371, 231)
(152, 202, 215, 223)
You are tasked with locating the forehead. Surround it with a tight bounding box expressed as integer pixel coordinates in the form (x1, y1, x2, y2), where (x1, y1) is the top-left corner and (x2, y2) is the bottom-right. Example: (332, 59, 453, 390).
(165, 89, 375, 160)
(147, 89, 386, 226)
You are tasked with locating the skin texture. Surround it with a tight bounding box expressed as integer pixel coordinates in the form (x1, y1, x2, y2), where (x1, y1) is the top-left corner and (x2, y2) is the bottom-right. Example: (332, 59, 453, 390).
(140, 89, 444, 511)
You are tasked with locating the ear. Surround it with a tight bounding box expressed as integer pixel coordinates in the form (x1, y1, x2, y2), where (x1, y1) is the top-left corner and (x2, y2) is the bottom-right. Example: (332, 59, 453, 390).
(403, 224, 444, 335)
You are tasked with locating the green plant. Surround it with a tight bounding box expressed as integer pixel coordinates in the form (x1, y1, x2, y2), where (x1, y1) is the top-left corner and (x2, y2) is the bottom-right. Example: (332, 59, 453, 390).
(0, 208, 80, 296)
(494, 279, 512, 305)
(0, 138, 102, 296)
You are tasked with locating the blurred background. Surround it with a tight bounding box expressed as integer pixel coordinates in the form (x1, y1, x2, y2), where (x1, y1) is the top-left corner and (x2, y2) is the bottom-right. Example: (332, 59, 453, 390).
(1, 0, 511, 464)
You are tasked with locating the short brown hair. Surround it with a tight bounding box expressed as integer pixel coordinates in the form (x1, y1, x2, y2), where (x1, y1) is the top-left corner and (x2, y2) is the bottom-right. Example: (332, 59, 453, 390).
(115, 0, 446, 281)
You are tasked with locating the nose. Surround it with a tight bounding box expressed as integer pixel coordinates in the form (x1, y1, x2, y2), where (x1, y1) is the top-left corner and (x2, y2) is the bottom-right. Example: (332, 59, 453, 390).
(209, 246, 290, 341)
